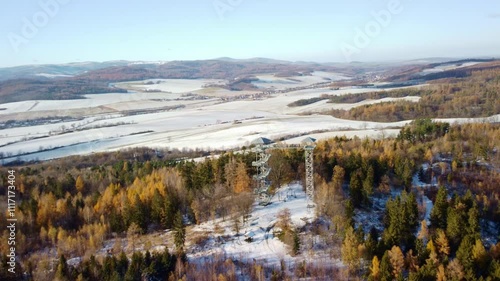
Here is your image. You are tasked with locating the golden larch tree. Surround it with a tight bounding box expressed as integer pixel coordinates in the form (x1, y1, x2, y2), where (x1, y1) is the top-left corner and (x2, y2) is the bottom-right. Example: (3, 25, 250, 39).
(388, 245, 404, 279)
(234, 161, 251, 193)
(75, 175, 85, 193)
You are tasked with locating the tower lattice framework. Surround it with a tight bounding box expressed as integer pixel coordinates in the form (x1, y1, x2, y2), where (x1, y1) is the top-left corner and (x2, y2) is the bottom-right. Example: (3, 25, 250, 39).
(251, 139, 272, 204)
(303, 142, 316, 208)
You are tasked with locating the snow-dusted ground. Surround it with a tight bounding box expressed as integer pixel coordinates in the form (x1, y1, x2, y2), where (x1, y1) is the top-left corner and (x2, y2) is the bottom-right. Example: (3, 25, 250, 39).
(188, 183, 342, 268)
(412, 163, 434, 233)
(251, 71, 350, 90)
(420, 62, 481, 75)
(355, 164, 437, 235)
(117, 79, 227, 93)
(411, 163, 499, 246)
(3, 112, 498, 164)
(0, 112, 412, 162)
(1, 73, 499, 164)
(284, 129, 401, 144)
(35, 73, 74, 78)
(0, 91, 216, 117)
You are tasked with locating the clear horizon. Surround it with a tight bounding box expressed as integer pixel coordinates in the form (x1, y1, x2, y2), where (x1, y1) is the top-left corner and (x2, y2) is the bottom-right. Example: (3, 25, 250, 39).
(1, 0, 500, 67)
(3, 55, 500, 69)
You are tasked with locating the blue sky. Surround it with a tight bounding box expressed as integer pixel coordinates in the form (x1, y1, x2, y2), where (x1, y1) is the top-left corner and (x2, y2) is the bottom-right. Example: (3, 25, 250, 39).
(1, 0, 499, 67)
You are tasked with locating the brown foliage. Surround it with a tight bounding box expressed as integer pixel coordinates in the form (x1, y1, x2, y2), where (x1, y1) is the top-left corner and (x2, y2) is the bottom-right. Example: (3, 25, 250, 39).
(329, 68, 500, 121)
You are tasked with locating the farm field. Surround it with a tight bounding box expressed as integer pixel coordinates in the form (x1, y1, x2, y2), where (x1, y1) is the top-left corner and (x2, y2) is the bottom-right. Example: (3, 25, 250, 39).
(1, 72, 498, 164)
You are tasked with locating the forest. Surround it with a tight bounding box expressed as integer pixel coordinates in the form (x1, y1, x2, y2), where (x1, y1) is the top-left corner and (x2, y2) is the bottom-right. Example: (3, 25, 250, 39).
(328, 68, 500, 122)
(0, 118, 498, 280)
(0, 78, 128, 103)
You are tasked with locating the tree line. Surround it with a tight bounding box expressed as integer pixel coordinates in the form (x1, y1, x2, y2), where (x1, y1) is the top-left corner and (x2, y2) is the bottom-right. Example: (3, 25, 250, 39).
(328, 68, 500, 122)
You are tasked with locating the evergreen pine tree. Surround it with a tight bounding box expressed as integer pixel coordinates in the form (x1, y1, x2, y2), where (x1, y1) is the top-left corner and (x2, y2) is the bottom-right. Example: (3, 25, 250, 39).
(456, 235, 475, 274)
(383, 192, 418, 248)
(151, 189, 165, 224)
(124, 252, 144, 281)
(55, 255, 69, 281)
(173, 211, 186, 253)
(488, 260, 500, 280)
(383, 197, 402, 246)
(162, 193, 176, 229)
(446, 202, 467, 249)
(126, 194, 148, 232)
(102, 256, 117, 280)
(430, 186, 448, 229)
(345, 199, 355, 227)
(379, 251, 393, 281)
(467, 203, 480, 238)
(365, 227, 379, 259)
(292, 231, 300, 256)
(414, 238, 429, 266)
(349, 170, 363, 208)
(362, 165, 375, 205)
(117, 251, 129, 278)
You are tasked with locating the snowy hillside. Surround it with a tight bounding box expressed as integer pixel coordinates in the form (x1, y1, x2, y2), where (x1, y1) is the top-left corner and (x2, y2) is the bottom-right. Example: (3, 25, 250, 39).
(187, 183, 343, 269)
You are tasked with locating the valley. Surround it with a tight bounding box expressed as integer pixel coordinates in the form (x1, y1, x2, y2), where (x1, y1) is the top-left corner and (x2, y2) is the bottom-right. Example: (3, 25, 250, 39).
(0, 58, 499, 281)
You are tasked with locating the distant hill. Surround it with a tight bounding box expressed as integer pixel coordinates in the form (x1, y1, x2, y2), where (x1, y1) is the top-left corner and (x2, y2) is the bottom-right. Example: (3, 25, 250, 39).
(0, 59, 340, 103)
(1, 57, 498, 103)
(0, 78, 127, 103)
(0, 61, 132, 81)
(77, 59, 341, 81)
(383, 58, 500, 82)
(214, 57, 293, 64)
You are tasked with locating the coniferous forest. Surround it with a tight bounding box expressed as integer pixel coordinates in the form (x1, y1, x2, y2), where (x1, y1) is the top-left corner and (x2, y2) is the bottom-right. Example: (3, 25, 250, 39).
(0, 119, 499, 280)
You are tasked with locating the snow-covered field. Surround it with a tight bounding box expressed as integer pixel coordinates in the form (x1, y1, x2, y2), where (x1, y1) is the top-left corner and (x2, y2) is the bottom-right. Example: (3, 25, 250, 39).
(1, 74, 498, 164)
(420, 61, 482, 75)
(0, 92, 217, 117)
(0, 113, 407, 162)
(117, 79, 227, 93)
(284, 129, 402, 144)
(251, 71, 350, 90)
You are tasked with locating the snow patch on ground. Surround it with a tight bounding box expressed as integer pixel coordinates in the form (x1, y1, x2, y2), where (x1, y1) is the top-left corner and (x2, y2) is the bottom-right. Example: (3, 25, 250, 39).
(188, 183, 333, 267)
(117, 79, 227, 94)
(251, 72, 350, 90)
(412, 164, 434, 231)
(420, 62, 481, 75)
